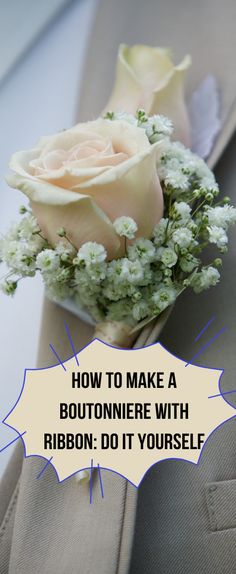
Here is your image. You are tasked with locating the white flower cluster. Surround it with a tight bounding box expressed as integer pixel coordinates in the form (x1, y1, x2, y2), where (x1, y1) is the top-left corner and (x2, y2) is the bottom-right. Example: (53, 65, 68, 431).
(157, 140, 219, 198)
(188, 266, 220, 294)
(104, 109, 173, 143)
(0, 213, 44, 293)
(113, 216, 138, 239)
(1, 112, 236, 325)
(205, 205, 236, 250)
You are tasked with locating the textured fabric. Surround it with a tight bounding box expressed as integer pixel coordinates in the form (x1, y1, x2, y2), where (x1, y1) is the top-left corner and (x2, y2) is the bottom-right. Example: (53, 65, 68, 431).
(0, 299, 137, 574)
(205, 480, 236, 532)
(0, 298, 137, 574)
(8, 458, 135, 574)
(129, 132, 236, 574)
(0, 443, 23, 574)
(1, 0, 236, 573)
(0, 443, 23, 526)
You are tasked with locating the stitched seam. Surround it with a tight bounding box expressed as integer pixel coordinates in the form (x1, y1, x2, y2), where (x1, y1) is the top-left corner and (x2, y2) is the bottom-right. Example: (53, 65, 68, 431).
(0, 481, 20, 541)
(115, 480, 128, 574)
(210, 524, 236, 533)
(206, 486, 218, 531)
(209, 526, 236, 532)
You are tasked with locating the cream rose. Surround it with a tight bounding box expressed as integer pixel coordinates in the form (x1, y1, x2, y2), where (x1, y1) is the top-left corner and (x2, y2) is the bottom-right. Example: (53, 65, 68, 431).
(6, 119, 163, 259)
(105, 44, 191, 146)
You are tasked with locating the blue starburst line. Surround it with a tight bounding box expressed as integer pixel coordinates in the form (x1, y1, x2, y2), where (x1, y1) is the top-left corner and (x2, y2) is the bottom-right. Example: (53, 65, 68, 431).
(195, 316, 215, 342)
(64, 322, 79, 367)
(36, 456, 53, 479)
(49, 343, 67, 371)
(97, 463, 104, 498)
(185, 326, 226, 367)
(0, 431, 26, 453)
(90, 459, 93, 504)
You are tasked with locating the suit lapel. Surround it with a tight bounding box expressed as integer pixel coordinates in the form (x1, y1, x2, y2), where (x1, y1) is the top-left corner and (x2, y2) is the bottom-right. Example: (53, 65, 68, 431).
(5, 0, 236, 572)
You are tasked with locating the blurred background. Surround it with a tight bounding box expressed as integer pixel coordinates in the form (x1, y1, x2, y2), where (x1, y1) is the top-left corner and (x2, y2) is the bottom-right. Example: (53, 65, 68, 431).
(0, 0, 98, 476)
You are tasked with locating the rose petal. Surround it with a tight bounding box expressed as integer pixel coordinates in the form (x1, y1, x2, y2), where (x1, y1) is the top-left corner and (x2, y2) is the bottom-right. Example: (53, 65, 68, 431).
(149, 55, 191, 146)
(6, 118, 164, 257)
(72, 140, 163, 239)
(6, 173, 121, 260)
(104, 44, 191, 145)
(124, 45, 173, 94)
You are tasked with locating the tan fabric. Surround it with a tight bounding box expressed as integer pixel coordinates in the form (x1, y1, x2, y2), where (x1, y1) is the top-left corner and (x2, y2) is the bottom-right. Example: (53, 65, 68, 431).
(1, 0, 236, 572)
(130, 122, 236, 574)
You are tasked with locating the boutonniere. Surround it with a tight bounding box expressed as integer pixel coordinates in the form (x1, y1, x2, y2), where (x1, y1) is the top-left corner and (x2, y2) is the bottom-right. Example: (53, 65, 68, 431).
(1, 45, 235, 348)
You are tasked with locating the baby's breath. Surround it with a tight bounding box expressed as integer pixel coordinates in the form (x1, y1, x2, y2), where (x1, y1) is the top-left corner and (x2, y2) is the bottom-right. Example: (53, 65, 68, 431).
(1, 112, 235, 326)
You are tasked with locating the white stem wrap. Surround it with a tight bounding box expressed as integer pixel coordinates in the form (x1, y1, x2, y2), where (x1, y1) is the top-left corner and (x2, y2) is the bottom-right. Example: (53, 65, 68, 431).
(94, 321, 136, 348)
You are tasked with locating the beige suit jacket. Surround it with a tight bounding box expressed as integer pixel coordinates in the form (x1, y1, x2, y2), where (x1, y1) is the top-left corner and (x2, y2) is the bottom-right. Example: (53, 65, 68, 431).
(1, 1, 236, 572)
